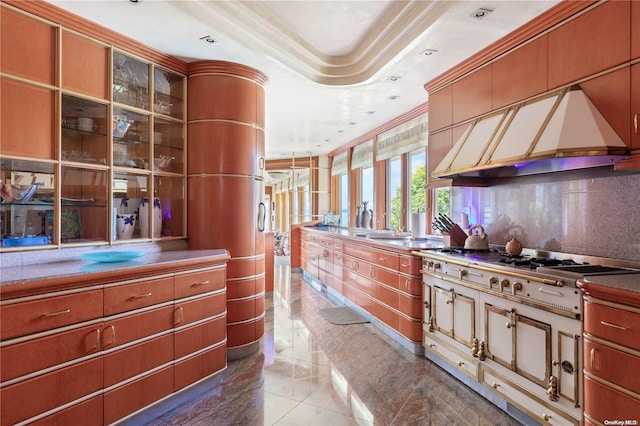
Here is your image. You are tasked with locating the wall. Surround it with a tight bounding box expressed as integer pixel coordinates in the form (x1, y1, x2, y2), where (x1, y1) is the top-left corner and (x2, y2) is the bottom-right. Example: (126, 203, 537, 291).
(451, 170, 640, 262)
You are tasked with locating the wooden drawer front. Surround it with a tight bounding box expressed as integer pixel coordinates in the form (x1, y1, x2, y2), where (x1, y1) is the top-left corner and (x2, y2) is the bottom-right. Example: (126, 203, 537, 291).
(399, 293, 422, 319)
(343, 269, 373, 296)
(30, 395, 103, 426)
(584, 337, 640, 394)
(176, 292, 226, 327)
(343, 254, 371, 277)
(1, 289, 102, 340)
(104, 366, 173, 425)
(399, 256, 421, 275)
(584, 374, 640, 424)
(175, 344, 226, 391)
(175, 316, 226, 359)
(333, 251, 343, 265)
(333, 239, 343, 251)
(102, 305, 174, 350)
(370, 249, 398, 270)
(398, 316, 422, 342)
(1, 323, 101, 382)
(398, 275, 422, 296)
(584, 301, 640, 351)
(104, 277, 174, 316)
(0, 357, 103, 426)
(104, 334, 173, 387)
(372, 300, 399, 329)
(371, 265, 398, 287)
(375, 284, 399, 310)
(343, 243, 370, 261)
(175, 268, 225, 299)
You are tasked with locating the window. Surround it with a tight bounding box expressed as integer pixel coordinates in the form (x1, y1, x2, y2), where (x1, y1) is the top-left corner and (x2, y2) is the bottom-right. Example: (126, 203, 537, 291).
(433, 187, 451, 233)
(387, 155, 402, 230)
(303, 184, 311, 222)
(361, 166, 374, 217)
(407, 149, 426, 231)
(340, 173, 349, 226)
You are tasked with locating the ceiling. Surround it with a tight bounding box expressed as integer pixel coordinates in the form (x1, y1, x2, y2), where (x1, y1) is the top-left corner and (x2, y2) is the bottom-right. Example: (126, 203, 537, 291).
(47, 0, 559, 160)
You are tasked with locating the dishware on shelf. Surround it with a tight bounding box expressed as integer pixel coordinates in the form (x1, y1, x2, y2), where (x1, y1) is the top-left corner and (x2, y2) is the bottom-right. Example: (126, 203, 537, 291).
(115, 213, 135, 240)
(153, 156, 174, 171)
(1, 183, 41, 204)
(81, 250, 145, 263)
(113, 117, 131, 138)
(77, 117, 97, 132)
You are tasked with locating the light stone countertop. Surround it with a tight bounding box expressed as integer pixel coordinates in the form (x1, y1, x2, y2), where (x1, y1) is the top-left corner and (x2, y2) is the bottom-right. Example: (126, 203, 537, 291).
(580, 273, 640, 294)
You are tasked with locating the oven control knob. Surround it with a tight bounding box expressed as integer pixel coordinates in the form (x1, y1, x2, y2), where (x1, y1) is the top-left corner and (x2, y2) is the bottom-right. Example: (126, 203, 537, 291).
(458, 269, 467, 280)
(499, 279, 510, 292)
(433, 263, 442, 271)
(511, 282, 523, 295)
(488, 276, 498, 289)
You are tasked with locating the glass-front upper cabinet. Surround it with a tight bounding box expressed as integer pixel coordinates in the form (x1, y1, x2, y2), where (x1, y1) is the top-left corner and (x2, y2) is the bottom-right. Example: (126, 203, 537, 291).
(113, 51, 150, 111)
(154, 67, 184, 120)
(113, 107, 150, 170)
(153, 118, 184, 174)
(62, 94, 109, 164)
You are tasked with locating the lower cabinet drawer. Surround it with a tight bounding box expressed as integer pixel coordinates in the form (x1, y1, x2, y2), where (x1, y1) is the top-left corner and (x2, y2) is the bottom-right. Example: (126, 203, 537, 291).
(584, 336, 640, 394)
(104, 277, 174, 316)
(372, 300, 399, 330)
(30, 395, 103, 426)
(104, 366, 174, 425)
(398, 293, 421, 319)
(398, 315, 422, 342)
(0, 357, 103, 425)
(424, 334, 478, 379)
(175, 315, 226, 359)
(584, 373, 640, 424)
(584, 300, 640, 351)
(481, 368, 577, 426)
(174, 344, 226, 391)
(175, 267, 225, 299)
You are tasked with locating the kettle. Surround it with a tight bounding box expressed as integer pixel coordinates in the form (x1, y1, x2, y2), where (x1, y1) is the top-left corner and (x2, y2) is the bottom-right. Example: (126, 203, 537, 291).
(505, 238, 523, 255)
(464, 224, 489, 250)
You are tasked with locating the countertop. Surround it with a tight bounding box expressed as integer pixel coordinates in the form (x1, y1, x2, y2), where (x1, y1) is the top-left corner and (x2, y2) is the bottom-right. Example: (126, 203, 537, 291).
(579, 273, 640, 294)
(0, 248, 230, 289)
(304, 225, 446, 251)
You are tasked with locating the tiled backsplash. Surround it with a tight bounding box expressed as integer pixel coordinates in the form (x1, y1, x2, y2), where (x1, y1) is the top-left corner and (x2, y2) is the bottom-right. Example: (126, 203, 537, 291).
(451, 170, 640, 262)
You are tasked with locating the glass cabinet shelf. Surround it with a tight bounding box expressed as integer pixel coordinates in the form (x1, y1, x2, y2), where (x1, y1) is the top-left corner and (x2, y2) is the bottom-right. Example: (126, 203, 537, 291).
(62, 94, 109, 165)
(113, 51, 150, 111)
(154, 67, 184, 120)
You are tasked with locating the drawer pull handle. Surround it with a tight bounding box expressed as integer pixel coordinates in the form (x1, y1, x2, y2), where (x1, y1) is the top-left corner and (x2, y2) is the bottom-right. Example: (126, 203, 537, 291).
(42, 309, 71, 317)
(542, 413, 551, 422)
(175, 306, 184, 325)
(93, 328, 101, 351)
(102, 325, 116, 347)
(457, 361, 464, 367)
(128, 292, 152, 300)
(445, 299, 453, 304)
(492, 382, 500, 389)
(401, 263, 409, 267)
(600, 320, 627, 330)
(191, 280, 210, 287)
(634, 113, 638, 134)
(590, 347, 597, 371)
(429, 343, 436, 348)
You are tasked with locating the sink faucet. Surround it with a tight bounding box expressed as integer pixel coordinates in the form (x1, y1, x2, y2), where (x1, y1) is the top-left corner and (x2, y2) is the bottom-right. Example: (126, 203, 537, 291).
(383, 211, 405, 235)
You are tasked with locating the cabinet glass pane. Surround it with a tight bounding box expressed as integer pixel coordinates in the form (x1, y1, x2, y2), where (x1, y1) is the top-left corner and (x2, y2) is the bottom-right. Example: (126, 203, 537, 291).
(1, 160, 55, 247)
(154, 68, 184, 120)
(61, 167, 108, 244)
(155, 175, 184, 238)
(153, 118, 184, 173)
(113, 51, 149, 110)
(62, 94, 108, 165)
(113, 172, 152, 240)
(113, 107, 150, 170)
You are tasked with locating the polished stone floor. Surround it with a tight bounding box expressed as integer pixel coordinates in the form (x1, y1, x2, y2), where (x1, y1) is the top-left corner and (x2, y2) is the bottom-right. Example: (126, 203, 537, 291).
(134, 259, 521, 426)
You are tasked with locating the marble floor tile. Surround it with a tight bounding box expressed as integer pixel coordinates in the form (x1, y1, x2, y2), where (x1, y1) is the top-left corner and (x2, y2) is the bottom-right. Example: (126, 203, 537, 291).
(132, 258, 521, 426)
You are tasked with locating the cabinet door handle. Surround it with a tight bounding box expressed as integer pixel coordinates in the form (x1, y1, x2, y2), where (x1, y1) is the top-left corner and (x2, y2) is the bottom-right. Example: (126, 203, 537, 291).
(93, 328, 101, 351)
(401, 263, 409, 267)
(42, 309, 71, 317)
(600, 320, 627, 330)
(128, 292, 152, 300)
(590, 347, 597, 371)
(103, 325, 116, 347)
(191, 280, 210, 287)
(634, 113, 638, 134)
(175, 306, 184, 325)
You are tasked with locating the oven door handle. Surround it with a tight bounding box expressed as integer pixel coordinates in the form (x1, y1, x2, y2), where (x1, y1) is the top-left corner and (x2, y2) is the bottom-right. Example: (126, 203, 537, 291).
(537, 287, 563, 297)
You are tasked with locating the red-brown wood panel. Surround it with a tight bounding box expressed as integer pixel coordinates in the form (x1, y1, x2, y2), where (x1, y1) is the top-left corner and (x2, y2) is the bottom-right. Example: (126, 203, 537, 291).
(452, 64, 493, 124)
(187, 74, 258, 123)
(226, 297, 259, 324)
(1, 323, 101, 382)
(103, 334, 173, 387)
(104, 366, 173, 425)
(102, 306, 174, 350)
(177, 292, 225, 326)
(0, 357, 103, 425)
(187, 121, 259, 176)
(30, 395, 103, 426)
(632, 64, 640, 150)
(174, 316, 226, 359)
(398, 294, 422, 319)
(492, 36, 548, 109)
(580, 67, 631, 147)
(398, 255, 421, 275)
(61, 30, 109, 99)
(1, 289, 103, 340)
(427, 128, 452, 181)
(104, 277, 174, 316)
(371, 265, 398, 288)
(0, 7, 56, 85)
(583, 374, 640, 424)
(633, 0, 640, 60)
(398, 315, 422, 342)
(427, 85, 452, 133)
(375, 284, 399, 310)
(226, 277, 257, 299)
(584, 301, 640, 351)
(370, 248, 399, 270)
(226, 321, 255, 347)
(372, 300, 399, 330)
(398, 275, 422, 296)
(174, 268, 225, 299)
(584, 337, 640, 394)
(548, 1, 631, 89)
(174, 344, 226, 391)
(1, 79, 56, 159)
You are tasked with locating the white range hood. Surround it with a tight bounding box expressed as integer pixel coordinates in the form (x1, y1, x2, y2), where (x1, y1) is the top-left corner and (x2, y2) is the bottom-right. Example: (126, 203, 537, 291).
(432, 87, 629, 181)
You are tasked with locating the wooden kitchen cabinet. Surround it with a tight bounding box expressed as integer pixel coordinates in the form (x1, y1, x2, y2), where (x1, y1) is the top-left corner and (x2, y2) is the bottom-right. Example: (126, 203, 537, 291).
(451, 64, 492, 124)
(633, 0, 640, 60)
(426, 85, 452, 133)
(61, 30, 110, 100)
(547, 0, 630, 89)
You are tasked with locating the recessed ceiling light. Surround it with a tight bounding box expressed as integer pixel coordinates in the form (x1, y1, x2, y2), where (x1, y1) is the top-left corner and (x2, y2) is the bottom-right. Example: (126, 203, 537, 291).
(421, 49, 438, 56)
(199, 35, 216, 44)
(388, 95, 400, 100)
(129, 0, 140, 3)
(470, 8, 492, 19)
(387, 76, 401, 82)
(349, 122, 357, 126)
(365, 111, 375, 115)
(324, 139, 330, 142)
(337, 130, 344, 133)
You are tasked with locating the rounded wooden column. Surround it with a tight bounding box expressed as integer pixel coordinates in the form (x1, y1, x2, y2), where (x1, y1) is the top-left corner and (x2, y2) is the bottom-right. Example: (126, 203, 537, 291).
(187, 61, 267, 360)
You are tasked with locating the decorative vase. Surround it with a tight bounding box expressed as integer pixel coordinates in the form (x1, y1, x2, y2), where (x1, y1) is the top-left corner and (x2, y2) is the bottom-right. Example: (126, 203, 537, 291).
(139, 197, 162, 238)
(360, 201, 369, 228)
(355, 205, 362, 228)
(363, 207, 372, 230)
(116, 214, 135, 240)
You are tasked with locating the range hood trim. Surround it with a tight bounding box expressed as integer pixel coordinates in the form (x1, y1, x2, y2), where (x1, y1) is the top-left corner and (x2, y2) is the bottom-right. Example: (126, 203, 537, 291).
(431, 86, 630, 180)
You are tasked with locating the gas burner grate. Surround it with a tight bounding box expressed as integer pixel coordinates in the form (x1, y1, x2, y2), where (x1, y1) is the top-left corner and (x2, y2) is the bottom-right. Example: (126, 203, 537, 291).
(440, 247, 498, 254)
